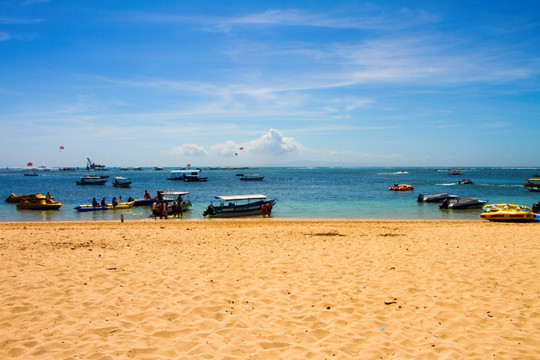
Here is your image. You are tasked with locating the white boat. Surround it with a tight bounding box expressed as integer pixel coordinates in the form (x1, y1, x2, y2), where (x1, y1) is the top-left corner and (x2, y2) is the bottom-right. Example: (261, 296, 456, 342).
(167, 169, 208, 182)
(203, 194, 276, 218)
(439, 197, 487, 209)
(76, 175, 109, 185)
(417, 193, 459, 203)
(151, 192, 192, 217)
(113, 176, 132, 187)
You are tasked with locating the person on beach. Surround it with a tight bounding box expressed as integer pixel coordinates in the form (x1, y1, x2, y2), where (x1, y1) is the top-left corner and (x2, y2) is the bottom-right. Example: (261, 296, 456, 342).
(92, 198, 99, 207)
(100, 198, 107, 207)
(160, 201, 168, 219)
(112, 197, 118, 207)
(177, 194, 184, 218)
(151, 202, 158, 219)
(171, 202, 177, 218)
(118, 196, 123, 204)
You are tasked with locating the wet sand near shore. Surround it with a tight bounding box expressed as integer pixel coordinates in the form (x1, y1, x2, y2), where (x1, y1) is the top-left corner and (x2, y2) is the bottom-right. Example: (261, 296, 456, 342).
(0, 219, 539, 359)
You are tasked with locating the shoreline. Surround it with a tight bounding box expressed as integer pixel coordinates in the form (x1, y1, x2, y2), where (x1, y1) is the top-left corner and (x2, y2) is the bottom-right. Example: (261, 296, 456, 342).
(1, 219, 538, 359)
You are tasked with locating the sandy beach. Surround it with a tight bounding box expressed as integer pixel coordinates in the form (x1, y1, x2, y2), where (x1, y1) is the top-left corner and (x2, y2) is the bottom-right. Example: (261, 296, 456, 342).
(0, 219, 538, 359)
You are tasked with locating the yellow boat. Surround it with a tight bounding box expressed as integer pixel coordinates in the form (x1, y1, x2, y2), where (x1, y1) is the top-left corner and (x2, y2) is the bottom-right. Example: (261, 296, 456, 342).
(16, 199, 63, 210)
(75, 201, 135, 212)
(480, 204, 537, 222)
(6, 193, 48, 203)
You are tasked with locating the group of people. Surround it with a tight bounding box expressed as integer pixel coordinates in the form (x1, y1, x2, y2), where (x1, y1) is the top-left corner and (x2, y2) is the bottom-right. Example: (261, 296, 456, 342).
(151, 191, 185, 219)
(91, 196, 124, 207)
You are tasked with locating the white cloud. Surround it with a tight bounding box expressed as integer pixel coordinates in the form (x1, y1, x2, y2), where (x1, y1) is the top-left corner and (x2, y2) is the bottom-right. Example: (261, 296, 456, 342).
(245, 129, 303, 154)
(209, 140, 240, 157)
(170, 143, 208, 156)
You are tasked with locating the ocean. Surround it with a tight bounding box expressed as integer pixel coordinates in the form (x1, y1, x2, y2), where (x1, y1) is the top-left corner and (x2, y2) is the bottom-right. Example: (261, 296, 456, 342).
(1, 167, 539, 222)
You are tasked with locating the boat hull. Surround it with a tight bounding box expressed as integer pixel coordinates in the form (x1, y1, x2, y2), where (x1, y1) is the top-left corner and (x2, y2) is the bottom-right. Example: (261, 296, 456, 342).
(75, 201, 135, 212)
(17, 201, 62, 210)
(204, 200, 276, 218)
(481, 204, 537, 222)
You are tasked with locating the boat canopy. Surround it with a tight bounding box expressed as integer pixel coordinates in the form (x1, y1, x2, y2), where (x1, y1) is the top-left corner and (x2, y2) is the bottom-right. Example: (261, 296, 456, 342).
(161, 191, 190, 196)
(170, 169, 201, 174)
(215, 194, 267, 201)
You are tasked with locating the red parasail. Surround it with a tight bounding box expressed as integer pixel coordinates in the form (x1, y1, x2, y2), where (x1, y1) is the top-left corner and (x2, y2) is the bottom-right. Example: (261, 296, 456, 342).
(27, 161, 33, 167)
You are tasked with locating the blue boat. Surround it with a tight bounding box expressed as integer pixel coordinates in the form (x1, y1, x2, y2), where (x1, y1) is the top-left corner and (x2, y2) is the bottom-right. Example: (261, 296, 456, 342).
(203, 194, 276, 218)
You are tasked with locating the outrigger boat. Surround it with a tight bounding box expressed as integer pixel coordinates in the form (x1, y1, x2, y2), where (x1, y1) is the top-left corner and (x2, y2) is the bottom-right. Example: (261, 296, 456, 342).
(76, 175, 109, 185)
(481, 204, 538, 222)
(167, 169, 208, 182)
(113, 176, 132, 187)
(417, 193, 459, 203)
(203, 194, 276, 218)
(75, 201, 135, 212)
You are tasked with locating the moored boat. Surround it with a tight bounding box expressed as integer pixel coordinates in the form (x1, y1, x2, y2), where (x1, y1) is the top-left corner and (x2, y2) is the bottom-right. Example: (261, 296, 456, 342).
(113, 176, 132, 187)
(203, 194, 276, 218)
(6, 193, 48, 203)
(151, 192, 192, 218)
(481, 204, 537, 222)
(75, 201, 135, 212)
(167, 170, 208, 182)
(439, 197, 487, 209)
(388, 184, 414, 191)
(417, 193, 459, 202)
(238, 174, 265, 181)
(524, 178, 540, 191)
(76, 175, 109, 185)
(17, 199, 62, 210)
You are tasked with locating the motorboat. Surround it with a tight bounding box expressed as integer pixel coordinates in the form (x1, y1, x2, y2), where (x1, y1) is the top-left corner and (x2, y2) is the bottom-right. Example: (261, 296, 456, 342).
(76, 175, 109, 185)
(524, 178, 540, 191)
(75, 201, 135, 212)
(388, 184, 414, 191)
(238, 174, 265, 181)
(113, 176, 132, 187)
(457, 179, 473, 185)
(6, 193, 48, 203)
(17, 199, 62, 210)
(167, 169, 208, 182)
(481, 204, 538, 222)
(151, 192, 192, 218)
(439, 197, 487, 209)
(203, 194, 276, 218)
(417, 193, 459, 203)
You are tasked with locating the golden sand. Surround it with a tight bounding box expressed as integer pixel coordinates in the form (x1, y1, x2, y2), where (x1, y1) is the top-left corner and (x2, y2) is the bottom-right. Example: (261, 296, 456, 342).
(0, 219, 539, 359)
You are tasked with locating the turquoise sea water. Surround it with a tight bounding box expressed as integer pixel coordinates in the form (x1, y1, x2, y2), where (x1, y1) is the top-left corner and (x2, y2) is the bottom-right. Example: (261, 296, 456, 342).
(1, 167, 539, 222)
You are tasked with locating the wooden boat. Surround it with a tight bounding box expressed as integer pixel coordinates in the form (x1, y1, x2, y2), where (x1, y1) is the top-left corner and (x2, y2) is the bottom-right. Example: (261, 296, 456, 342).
(388, 184, 414, 191)
(417, 193, 459, 203)
(238, 174, 265, 181)
(151, 192, 192, 217)
(6, 193, 48, 203)
(74, 201, 135, 212)
(17, 199, 62, 210)
(480, 204, 537, 222)
(203, 194, 276, 218)
(113, 176, 132, 187)
(439, 197, 487, 209)
(167, 170, 208, 182)
(76, 175, 109, 185)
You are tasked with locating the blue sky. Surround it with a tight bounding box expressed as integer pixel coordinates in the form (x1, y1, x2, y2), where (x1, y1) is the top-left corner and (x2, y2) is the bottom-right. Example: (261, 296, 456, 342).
(1, 0, 539, 168)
